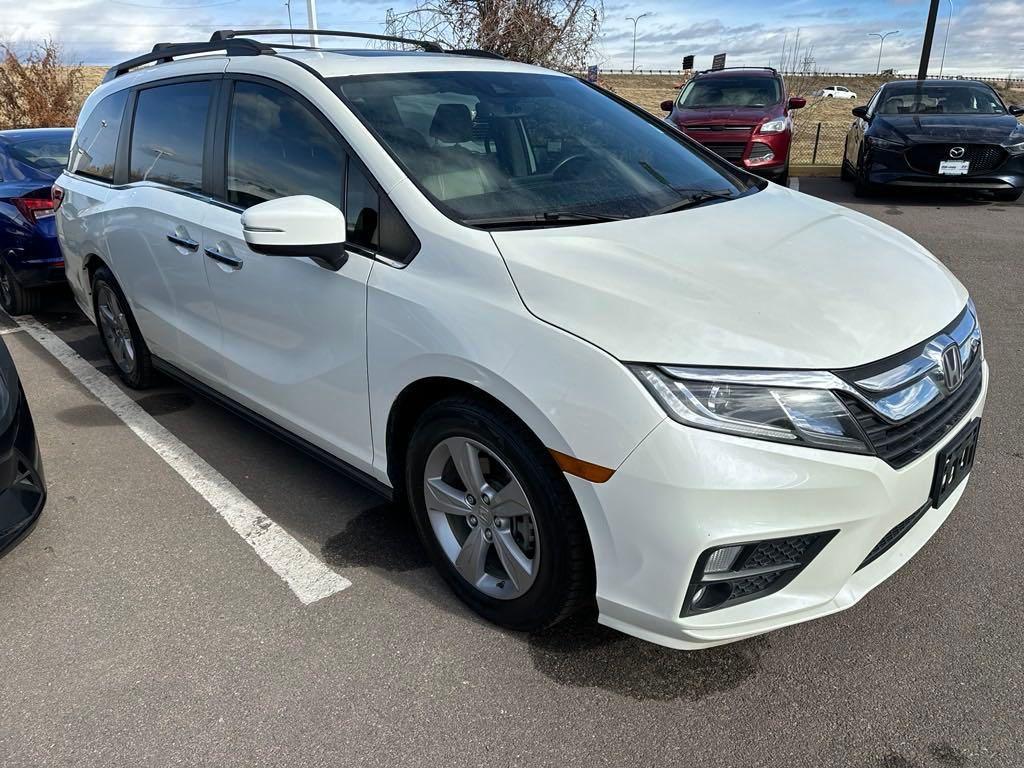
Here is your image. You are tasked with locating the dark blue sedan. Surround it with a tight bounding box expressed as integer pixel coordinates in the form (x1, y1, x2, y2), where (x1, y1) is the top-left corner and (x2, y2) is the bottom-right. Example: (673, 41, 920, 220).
(0, 128, 73, 314)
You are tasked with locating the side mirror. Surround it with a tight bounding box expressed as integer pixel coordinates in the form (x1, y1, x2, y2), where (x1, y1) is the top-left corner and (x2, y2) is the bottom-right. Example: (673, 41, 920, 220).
(1009, 105, 1024, 117)
(660, 99, 675, 113)
(851, 106, 869, 120)
(788, 96, 806, 110)
(241, 195, 348, 270)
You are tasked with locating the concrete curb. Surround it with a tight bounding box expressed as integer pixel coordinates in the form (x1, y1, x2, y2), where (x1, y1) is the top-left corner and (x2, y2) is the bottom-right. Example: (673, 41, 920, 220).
(791, 165, 842, 178)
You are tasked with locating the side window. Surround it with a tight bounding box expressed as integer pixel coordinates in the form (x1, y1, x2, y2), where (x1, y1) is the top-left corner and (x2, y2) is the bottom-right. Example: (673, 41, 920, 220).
(346, 159, 379, 250)
(226, 81, 345, 208)
(129, 81, 211, 192)
(70, 90, 128, 182)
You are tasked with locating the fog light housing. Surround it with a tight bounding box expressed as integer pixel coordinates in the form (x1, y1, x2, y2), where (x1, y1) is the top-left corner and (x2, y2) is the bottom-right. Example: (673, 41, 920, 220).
(681, 531, 838, 616)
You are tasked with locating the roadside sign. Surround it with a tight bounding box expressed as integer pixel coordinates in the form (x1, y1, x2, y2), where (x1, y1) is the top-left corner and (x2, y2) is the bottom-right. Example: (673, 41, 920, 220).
(586, 65, 599, 83)
(682, 55, 694, 71)
(712, 53, 727, 70)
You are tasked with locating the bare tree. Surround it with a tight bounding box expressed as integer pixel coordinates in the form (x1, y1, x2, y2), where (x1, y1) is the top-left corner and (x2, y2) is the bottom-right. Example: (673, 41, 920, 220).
(0, 39, 85, 130)
(384, 0, 603, 71)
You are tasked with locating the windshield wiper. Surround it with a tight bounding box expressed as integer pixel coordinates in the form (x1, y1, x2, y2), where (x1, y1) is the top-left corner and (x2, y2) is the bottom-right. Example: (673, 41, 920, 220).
(651, 189, 736, 216)
(466, 211, 628, 229)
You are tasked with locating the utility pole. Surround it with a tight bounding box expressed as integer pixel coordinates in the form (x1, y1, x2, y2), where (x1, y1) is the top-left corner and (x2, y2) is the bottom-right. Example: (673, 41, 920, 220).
(918, 0, 941, 80)
(938, 0, 954, 77)
(307, 0, 319, 47)
(626, 13, 651, 73)
(868, 30, 899, 74)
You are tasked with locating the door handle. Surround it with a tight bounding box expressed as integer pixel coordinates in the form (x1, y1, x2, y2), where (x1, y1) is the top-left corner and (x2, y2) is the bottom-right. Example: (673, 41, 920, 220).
(204, 247, 244, 270)
(166, 233, 200, 251)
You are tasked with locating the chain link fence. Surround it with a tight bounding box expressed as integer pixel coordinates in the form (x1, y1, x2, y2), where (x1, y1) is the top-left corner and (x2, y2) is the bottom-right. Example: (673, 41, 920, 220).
(790, 121, 850, 165)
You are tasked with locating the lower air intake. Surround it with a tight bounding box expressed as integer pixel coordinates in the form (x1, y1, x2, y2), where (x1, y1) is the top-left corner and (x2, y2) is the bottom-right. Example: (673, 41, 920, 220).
(682, 530, 838, 616)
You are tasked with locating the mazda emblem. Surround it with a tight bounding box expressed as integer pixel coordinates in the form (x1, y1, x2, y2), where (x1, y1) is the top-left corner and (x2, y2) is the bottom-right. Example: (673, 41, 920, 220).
(940, 343, 964, 391)
(949, 146, 966, 159)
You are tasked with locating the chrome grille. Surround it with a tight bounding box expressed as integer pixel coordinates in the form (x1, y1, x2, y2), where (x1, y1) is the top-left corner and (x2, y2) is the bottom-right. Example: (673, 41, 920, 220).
(835, 303, 984, 469)
(841, 360, 982, 468)
(684, 125, 755, 132)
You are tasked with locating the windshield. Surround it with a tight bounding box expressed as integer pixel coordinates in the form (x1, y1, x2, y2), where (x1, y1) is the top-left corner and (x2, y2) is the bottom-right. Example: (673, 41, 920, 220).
(7, 136, 71, 176)
(678, 76, 782, 109)
(876, 84, 1006, 115)
(333, 71, 752, 226)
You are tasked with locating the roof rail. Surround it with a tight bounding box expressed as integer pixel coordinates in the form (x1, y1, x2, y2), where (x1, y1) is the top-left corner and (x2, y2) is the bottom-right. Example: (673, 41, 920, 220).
(696, 66, 779, 75)
(210, 28, 447, 54)
(103, 39, 273, 82)
(448, 48, 506, 60)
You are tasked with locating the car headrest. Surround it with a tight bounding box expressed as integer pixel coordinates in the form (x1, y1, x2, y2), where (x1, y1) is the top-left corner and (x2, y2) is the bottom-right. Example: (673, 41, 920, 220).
(430, 103, 473, 144)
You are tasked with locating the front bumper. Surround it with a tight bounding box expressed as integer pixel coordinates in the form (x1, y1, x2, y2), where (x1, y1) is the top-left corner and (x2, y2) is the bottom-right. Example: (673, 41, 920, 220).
(689, 131, 792, 175)
(573, 362, 988, 650)
(865, 146, 1024, 191)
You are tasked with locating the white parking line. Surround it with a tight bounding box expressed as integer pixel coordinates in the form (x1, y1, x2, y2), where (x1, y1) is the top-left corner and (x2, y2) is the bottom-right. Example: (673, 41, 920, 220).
(15, 316, 352, 605)
(0, 326, 25, 335)
(789, 176, 801, 192)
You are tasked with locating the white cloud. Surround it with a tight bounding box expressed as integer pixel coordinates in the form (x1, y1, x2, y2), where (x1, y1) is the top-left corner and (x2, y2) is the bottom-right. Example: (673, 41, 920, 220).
(0, 0, 1021, 76)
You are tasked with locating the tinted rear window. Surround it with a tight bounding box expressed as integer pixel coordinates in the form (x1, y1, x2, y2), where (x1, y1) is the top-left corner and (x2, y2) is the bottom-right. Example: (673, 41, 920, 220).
(7, 136, 71, 176)
(70, 90, 128, 182)
(130, 81, 212, 192)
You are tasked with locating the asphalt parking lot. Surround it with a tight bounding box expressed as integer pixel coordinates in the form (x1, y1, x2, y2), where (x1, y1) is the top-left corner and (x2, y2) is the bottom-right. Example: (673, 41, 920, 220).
(1, 178, 1022, 768)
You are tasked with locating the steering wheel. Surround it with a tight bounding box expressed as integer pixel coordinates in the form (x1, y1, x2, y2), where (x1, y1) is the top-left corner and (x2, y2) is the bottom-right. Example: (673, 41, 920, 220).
(550, 154, 593, 182)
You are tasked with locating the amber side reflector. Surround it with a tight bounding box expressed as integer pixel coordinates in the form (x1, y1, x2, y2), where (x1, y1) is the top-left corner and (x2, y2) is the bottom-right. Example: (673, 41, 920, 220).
(549, 448, 615, 483)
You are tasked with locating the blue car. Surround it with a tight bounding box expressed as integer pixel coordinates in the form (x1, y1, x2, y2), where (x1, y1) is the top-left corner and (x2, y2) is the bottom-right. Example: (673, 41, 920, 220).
(0, 128, 73, 314)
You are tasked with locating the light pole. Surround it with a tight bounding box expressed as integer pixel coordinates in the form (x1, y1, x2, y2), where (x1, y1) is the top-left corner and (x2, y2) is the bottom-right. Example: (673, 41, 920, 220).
(307, 0, 319, 47)
(868, 30, 900, 74)
(626, 12, 651, 73)
(938, 0, 954, 77)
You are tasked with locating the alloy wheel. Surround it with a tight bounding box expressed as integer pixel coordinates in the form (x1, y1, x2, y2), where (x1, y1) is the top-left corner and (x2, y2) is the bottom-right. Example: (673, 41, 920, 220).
(96, 284, 136, 375)
(422, 436, 539, 600)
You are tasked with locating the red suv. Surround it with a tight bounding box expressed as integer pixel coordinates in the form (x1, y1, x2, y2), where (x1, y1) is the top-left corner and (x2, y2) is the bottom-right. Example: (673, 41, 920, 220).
(661, 67, 805, 183)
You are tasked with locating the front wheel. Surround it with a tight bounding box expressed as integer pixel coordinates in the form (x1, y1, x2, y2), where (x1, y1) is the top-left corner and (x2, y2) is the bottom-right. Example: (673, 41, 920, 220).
(405, 398, 594, 632)
(853, 153, 875, 197)
(840, 151, 855, 181)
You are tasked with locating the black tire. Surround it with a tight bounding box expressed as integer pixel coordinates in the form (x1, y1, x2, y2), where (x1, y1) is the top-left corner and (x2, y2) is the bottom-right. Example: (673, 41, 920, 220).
(840, 154, 855, 182)
(992, 188, 1023, 203)
(405, 397, 594, 632)
(91, 266, 156, 389)
(0, 259, 42, 316)
(776, 165, 790, 187)
(853, 157, 875, 198)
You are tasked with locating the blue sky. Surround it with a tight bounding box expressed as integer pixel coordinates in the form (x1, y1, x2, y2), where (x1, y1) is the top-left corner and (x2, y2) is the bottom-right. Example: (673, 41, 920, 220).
(3, 0, 1022, 75)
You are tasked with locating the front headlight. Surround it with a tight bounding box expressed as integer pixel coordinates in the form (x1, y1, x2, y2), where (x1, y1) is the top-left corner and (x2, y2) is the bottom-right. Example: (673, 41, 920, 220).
(759, 118, 787, 134)
(866, 136, 905, 151)
(630, 366, 871, 454)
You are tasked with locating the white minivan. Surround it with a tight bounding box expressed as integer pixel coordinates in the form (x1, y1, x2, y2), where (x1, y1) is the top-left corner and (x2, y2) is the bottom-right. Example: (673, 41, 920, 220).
(56, 31, 987, 649)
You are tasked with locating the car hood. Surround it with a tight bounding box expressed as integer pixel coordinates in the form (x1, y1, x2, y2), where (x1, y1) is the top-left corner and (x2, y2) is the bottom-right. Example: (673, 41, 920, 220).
(491, 185, 968, 370)
(873, 113, 1023, 144)
(673, 106, 777, 124)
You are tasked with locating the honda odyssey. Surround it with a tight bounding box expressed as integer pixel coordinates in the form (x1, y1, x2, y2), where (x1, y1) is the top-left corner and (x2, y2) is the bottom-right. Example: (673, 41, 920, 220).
(55, 30, 987, 649)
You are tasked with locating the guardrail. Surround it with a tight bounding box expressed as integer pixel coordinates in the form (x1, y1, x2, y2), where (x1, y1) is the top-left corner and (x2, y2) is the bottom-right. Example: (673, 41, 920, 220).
(588, 69, 1024, 86)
